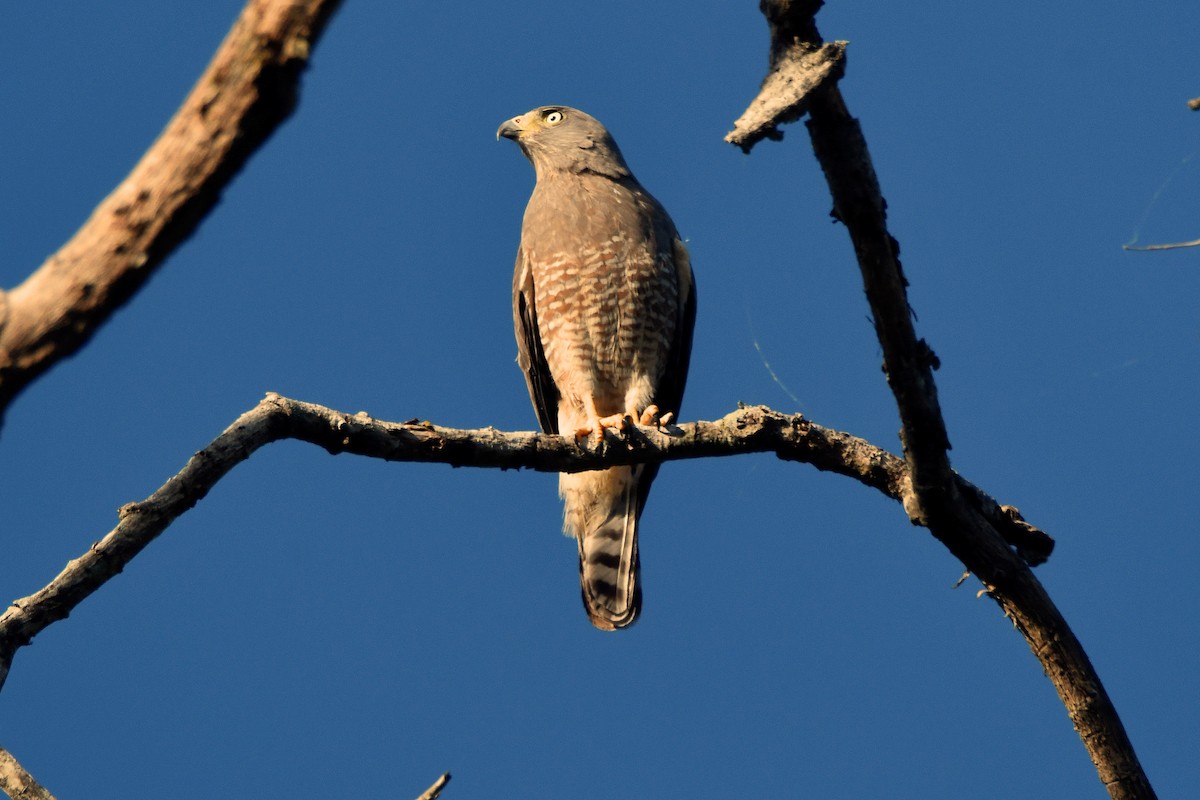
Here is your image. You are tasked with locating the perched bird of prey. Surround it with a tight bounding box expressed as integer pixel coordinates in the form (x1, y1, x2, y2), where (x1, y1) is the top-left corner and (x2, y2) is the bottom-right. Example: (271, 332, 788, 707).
(498, 106, 697, 630)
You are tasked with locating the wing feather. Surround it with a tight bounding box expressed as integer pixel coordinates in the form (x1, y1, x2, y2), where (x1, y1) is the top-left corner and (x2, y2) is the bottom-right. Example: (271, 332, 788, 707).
(512, 246, 560, 434)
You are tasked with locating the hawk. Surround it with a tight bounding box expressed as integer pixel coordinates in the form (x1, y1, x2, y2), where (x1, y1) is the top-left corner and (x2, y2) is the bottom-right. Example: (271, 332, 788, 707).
(497, 106, 697, 630)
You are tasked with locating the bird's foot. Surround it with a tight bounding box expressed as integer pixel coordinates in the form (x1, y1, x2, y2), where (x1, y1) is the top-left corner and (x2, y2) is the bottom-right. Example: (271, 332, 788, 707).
(575, 412, 627, 445)
(599, 412, 630, 430)
(637, 405, 675, 427)
(573, 402, 677, 444)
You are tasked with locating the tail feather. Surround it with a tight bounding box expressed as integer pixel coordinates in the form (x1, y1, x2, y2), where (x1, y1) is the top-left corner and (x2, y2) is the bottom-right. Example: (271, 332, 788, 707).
(560, 465, 643, 630)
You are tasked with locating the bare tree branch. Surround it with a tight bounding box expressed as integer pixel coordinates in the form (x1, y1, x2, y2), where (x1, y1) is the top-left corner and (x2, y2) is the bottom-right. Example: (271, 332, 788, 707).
(725, 38, 845, 152)
(0, 0, 342, 429)
(0, 394, 1049, 692)
(728, 1, 1156, 798)
(415, 773, 451, 800)
(0, 747, 57, 800)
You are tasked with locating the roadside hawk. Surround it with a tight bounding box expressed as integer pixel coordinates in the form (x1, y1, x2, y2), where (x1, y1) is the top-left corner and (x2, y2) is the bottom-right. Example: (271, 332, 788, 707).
(498, 106, 697, 630)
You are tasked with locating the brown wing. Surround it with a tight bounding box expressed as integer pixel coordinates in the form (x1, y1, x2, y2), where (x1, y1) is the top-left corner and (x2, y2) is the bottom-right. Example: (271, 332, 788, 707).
(655, 237, 697, 424)
(512, 245, 560, 434)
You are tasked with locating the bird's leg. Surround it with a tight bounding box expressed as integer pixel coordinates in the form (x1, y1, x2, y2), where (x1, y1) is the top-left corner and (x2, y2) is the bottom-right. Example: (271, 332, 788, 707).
(573, 397, 601, 443)
(576, 394, 625, 444)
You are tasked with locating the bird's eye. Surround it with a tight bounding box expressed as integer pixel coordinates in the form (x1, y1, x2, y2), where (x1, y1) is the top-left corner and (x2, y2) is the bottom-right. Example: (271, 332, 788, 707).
(544, 110, 564, 125)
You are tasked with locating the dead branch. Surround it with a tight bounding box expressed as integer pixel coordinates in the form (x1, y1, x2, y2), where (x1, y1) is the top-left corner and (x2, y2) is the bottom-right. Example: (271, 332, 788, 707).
(725, 38, 845, 152)
(0, 0, 342, 429)
(0, 747, 57, 800)
(415, 773, 451, 800)
(727, 1, 1156, 798)
(0, 394, 1049, 692)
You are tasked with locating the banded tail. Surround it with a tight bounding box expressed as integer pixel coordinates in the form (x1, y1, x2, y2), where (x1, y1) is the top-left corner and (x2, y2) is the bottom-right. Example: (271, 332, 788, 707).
(560, 465, 644, 630)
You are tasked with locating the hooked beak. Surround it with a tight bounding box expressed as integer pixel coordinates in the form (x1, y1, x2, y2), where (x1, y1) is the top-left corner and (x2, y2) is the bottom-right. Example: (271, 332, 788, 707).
(496, 116, 527, 141)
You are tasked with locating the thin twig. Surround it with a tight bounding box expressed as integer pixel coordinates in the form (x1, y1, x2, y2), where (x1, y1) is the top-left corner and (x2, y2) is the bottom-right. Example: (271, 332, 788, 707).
(0, 0, 342, 429)
(1122, 237, 1200, 251)
(0, 394, 1049, 691)
(729, 2, 1155, 798)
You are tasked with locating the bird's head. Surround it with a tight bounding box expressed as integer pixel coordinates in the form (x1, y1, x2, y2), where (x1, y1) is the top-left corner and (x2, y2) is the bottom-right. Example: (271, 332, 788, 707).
(497, 106, 631, 180)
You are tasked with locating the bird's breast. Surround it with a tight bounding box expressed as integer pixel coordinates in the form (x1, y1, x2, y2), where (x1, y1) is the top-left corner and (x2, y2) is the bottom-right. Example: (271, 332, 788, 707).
(521, 175, 680, 410)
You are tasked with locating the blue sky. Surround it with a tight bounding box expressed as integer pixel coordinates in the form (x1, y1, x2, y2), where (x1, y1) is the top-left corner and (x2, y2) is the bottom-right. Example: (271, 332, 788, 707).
(2, 2, 1198, 797)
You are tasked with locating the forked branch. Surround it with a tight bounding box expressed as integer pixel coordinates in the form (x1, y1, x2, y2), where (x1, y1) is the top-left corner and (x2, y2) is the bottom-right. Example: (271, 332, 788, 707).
(727, 1, 1156, 797)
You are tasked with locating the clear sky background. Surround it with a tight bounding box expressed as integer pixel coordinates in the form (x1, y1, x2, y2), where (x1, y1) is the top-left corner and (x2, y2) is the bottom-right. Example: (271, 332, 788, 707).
(2, 3, 1197, 798)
